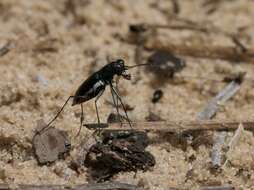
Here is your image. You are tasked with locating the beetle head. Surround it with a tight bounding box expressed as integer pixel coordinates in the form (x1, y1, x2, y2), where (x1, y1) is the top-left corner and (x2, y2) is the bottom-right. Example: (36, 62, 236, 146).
(112, 59, 131, 80)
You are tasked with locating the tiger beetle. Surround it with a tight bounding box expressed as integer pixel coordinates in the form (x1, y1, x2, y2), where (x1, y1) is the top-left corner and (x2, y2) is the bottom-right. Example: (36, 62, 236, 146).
(36, 59, 150, 136)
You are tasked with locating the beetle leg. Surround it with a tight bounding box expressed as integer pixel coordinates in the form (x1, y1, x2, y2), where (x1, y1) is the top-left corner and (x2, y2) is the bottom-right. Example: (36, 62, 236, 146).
(110, 84, 132, 129)
(75, 103, 84, 137)
(110, 82, 121, 123)
(35, 95, 75, 136)
(115, 79, 120, 119)
(36, 95, 87, 137)
(93, 89, 105, 138)
(94, 89, 105, 124)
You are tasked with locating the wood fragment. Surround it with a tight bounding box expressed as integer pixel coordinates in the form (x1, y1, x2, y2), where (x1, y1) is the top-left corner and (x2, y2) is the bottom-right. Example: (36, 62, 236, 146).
(227, 123, 244, 148)
(0, 183, 236, 190)
(0, 182, 142, 190)
(211, 132, 226, 168)
(196, 78, 242, 168)
(223, 123, 244, 168)
(85, 130, 155, 181)
(33, 38, 59, 53)
(197, 79, 242, 120)
(84, 123, 109, 130)
(131, 23, 208, 33)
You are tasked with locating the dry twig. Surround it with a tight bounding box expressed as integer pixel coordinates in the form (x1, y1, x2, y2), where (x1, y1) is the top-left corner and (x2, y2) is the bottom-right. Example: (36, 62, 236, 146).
(0, 182, 142, 190)
(200, 185, 234, 190)
(84, 120, 254, 133)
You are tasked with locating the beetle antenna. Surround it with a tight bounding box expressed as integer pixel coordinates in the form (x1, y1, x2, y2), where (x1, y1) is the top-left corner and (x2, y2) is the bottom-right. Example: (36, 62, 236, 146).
(125, 63, 152, 69)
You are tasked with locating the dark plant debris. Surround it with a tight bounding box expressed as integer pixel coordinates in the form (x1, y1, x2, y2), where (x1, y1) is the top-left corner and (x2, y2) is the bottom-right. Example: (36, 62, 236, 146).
(223, 72, 246, 84)
(84, 123, 109, 130)
(129, 24, 148, 34)
(107, 112, 127, 123)
(85, 130, 155, 182)
(146, 50, 186, 85)
(171, 0, 180, 14)
(151, 89, 163, 103)
(0, 41, 14, 57)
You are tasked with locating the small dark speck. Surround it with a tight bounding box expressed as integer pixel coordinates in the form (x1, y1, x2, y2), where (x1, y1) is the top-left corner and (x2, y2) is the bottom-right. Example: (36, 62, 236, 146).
(152, 89, 163, 103)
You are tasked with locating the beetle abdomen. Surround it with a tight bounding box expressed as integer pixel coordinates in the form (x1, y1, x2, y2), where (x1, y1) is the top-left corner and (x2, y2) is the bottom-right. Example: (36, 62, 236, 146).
(72, 77, 105, 106)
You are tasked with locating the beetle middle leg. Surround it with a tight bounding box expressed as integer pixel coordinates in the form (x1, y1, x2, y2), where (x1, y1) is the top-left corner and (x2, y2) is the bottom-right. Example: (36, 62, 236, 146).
(92, 89, 105, 140)
(94, 89, 105, 124)
(110, 83, 132, 129)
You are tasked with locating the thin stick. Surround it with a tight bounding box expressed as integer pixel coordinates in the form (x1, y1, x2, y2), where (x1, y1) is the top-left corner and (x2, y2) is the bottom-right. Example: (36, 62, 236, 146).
(0, 183, 236, 190)
(200, 185, 234, 190)
(86, 120, 254, 133)
(0, 182, 142, 190)
(197, 80, 241, 120)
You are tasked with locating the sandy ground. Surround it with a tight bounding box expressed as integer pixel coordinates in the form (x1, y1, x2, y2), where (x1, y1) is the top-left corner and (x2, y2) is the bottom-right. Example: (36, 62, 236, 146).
(1, 0, 254, 189)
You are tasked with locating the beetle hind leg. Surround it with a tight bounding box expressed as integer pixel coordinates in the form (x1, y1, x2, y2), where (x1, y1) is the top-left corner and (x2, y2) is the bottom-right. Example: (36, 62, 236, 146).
(93, 89, 105, 137)
(75, 103, 84, 137)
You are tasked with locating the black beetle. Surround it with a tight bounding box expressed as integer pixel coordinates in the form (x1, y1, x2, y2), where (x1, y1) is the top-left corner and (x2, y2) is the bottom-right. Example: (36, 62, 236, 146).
(37, 59, 149, 136)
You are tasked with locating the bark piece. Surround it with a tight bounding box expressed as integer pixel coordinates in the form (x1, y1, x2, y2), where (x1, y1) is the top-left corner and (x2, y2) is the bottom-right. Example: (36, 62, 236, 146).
(85, 130, 155, 181)
(33, 120, 71, 164)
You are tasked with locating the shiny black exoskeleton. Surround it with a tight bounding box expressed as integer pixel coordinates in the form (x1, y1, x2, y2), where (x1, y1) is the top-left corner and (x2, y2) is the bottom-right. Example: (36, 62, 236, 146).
(37, 59, 133, 136)
(72, 59, 130, 106)
(72, 59, 132, 135)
